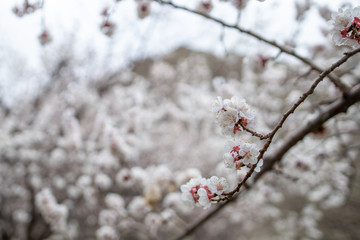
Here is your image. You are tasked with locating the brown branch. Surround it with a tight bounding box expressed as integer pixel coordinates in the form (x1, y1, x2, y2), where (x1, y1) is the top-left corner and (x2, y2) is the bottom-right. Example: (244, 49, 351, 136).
(267, 47, 360, 140)
(239, 121, 268, 139)
(154, 0, 349, 92)
(257, 83, 360, 180)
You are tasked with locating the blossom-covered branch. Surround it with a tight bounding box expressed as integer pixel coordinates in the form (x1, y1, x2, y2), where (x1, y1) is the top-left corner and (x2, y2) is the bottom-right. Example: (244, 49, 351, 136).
(175, 75, 360, 240)
(177, 46, 360, 238)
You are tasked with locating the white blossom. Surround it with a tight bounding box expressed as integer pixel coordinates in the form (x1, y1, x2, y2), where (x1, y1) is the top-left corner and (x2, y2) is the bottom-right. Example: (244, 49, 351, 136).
(95, 174, 112, 191)
(211, 96, 256, 136)
(105, 193, 125, 211)
(99, 209, 118, 226)
(180, 177, 213, 209)
(238, 141, 259, 165)
(115, 169, 134, 189)
(329, 7, 360, 48)
(96, 225, 119, 240)
(208, 176, 230, 195)
(128, 196, 151, 219)
(223, 139, 260, 170)
(197, 188, 212, 209)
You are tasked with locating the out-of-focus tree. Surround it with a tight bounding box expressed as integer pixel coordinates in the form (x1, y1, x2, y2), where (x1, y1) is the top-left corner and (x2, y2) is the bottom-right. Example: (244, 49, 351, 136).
(1, 1, 360, 240)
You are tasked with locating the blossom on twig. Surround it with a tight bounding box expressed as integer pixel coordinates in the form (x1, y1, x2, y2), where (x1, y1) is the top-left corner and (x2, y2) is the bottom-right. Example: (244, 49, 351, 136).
(330, 7, 360, 48)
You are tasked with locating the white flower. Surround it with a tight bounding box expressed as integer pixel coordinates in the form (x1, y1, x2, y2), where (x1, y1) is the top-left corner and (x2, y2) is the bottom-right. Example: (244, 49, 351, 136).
(76, 175, 92, 189)
(98, 209, 118, 226)
(223, 96, 246, 112)
(152, 164, 173, 186)
(95, 174, 112, 190)
(180, 178, 204, 205)
(212, 96, 256, 136)
(329, 7, 360, 48)
(224, 139, 242, 152)
(163, 192, 193, 214)
(197, 188, 212, 209)
(227, 96, 256, 127)
(217, 110, 239, 135)
(223, 152, 236, 169)
(210, 96, 223, 112)
(180, 177, 213, 209)
(255, 159, 264, 173)
(96, 225, 119, 240)
(222, 138, 260, 172)
(128, 196, 151, 219)
(144, 212, 162, 236)
(104, 193, 125, 210)
(208, 176, 229, 195)
(116, 169, 133, 189)
(239, 142, 259, 165)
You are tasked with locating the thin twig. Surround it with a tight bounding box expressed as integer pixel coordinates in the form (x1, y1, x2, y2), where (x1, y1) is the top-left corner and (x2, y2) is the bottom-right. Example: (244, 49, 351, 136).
(258, 83, 360, 180)
(267, 47, 360, 140)
(239, 121, 268, 139)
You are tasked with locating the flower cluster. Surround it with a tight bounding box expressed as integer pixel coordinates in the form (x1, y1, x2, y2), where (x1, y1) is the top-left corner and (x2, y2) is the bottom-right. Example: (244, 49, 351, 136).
(330, 6, 360, 48)
(223, 139, 263, 172)
(211, 96, 256, 136)
(181, 176, 229, 209)
(181, 96, 262, 209)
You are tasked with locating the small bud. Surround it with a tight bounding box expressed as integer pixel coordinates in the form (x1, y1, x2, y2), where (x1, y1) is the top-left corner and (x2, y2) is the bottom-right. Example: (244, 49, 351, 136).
(100, 20, 116, 37)
(196, 0, 213, 15)
(38, 30, 52, 46)
(137, 0, 151, 19)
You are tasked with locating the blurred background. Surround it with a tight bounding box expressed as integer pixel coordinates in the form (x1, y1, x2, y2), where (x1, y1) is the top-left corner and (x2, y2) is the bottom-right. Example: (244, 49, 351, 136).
(0, 0, 360, 239)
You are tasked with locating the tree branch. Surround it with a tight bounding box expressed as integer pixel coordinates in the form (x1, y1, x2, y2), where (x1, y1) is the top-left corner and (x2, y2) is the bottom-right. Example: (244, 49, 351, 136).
(267, 47, 360, 140)
(219, 47, 360, 199)
(172, 46, 360, 239)
(174, 82, 360, 240)
(258, 83, 360, 180)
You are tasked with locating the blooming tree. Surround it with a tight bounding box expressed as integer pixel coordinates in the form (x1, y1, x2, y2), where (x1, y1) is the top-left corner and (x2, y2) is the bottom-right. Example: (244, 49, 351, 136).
(1, 0, 360, 240)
